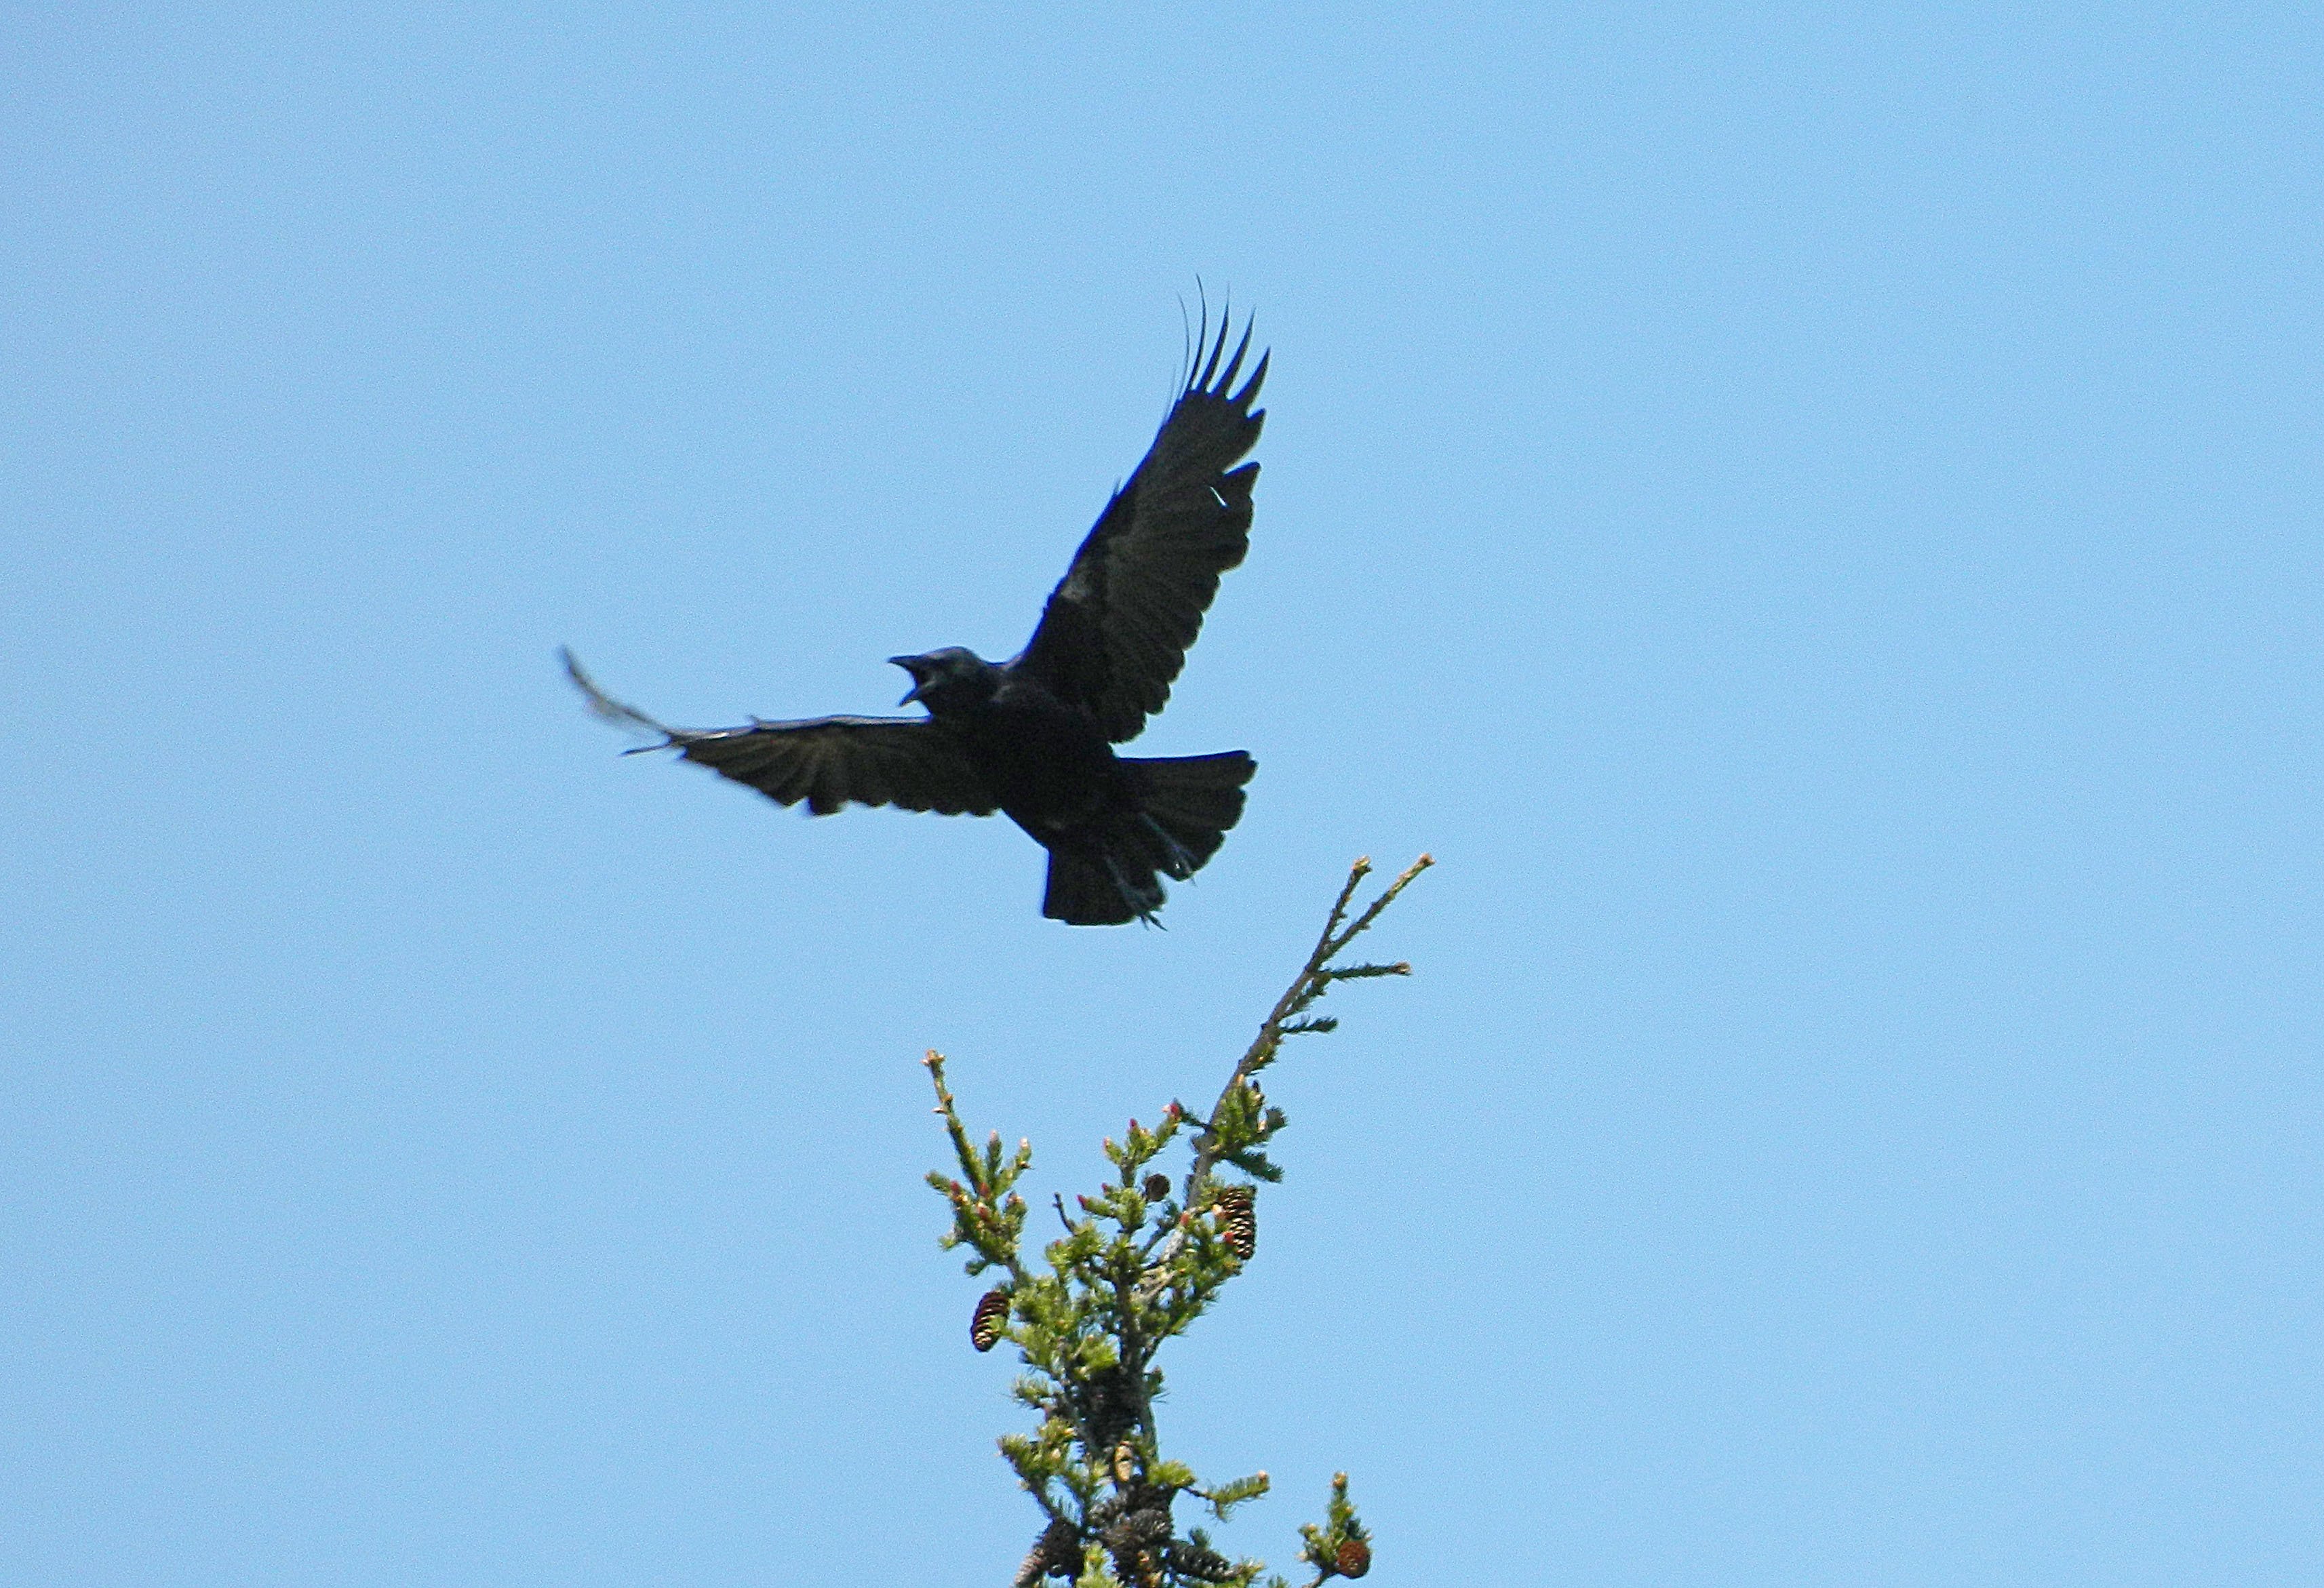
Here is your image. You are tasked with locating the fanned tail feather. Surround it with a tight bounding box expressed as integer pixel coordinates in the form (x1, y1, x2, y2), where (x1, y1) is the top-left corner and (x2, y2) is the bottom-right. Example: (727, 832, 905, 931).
(1041, 751, 1255, 926)
(1132, 750, 1255, 870)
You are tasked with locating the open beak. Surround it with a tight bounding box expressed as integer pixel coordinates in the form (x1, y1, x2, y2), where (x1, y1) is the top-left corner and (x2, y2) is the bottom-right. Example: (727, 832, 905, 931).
(888, 655, 929, 707)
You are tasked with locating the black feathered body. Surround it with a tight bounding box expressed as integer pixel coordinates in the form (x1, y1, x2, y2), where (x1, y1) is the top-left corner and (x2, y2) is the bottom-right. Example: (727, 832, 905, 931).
(943, 672, 1128, 842)
(904, 650, 1255, 926)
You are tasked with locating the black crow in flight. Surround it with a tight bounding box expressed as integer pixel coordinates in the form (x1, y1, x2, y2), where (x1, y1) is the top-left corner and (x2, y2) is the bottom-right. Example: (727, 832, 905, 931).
(564, 312, 1265, 926)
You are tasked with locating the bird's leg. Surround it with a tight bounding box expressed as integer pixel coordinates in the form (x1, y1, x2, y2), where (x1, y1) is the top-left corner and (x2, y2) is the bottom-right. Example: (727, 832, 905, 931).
(1139, 815, 1201, 880)
(1102, 852, 1166, 930)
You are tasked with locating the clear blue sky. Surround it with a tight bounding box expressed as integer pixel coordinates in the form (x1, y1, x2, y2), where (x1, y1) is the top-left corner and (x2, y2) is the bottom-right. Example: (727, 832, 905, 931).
(5, 6, 2317, 1584)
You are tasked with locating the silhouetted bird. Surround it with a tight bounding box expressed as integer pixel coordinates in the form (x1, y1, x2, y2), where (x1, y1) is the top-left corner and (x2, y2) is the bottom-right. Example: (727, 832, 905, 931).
(564, 313, 1265, 926)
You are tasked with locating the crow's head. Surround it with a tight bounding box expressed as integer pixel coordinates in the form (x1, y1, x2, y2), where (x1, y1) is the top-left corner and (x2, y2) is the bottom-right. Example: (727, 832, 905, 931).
(889, 647, 996, 713)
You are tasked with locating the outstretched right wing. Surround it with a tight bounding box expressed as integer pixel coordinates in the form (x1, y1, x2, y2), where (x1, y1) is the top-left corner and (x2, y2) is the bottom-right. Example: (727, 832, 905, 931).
(563, 649, 998, 817)
(1013, 310, 1267, 742)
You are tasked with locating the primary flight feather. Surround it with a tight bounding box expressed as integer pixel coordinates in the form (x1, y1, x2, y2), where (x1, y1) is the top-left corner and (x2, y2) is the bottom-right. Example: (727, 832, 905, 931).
(565, 311, 1267, 925)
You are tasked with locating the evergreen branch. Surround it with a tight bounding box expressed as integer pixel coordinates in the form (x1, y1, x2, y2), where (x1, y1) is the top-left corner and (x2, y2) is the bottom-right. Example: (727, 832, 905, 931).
(925, 1050, 1031, 1287)
(1183, 854, 1430, 1199)
(1294, 1473, 1372, 1585)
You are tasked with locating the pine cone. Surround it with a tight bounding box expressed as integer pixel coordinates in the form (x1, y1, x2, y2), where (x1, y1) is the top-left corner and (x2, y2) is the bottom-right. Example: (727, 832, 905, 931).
(1101, 1507, 1173, 1553)
(970, 1288, 1010, 1353)
(1142, 1172, 1172, 1202)
(1335, 1537, 1372, 1578)
(1168, 1540, 1236, 1582)
(1215, 1185, 1256, 1261)
(1102, 1507, 1174, 1587)
(1013, 1518, 1080, 1587)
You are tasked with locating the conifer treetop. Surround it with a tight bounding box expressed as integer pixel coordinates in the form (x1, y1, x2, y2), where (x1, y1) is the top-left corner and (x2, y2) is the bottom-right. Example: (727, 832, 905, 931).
(926, 854, 1429, 1587)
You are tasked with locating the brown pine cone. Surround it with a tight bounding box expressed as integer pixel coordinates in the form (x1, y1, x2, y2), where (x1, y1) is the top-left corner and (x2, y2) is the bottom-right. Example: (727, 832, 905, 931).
(1101, 1507, 1173, 1588)
(1100, 1506, 1173, 1553)
(1335, 1536, 1372, 1578)
(1215, 1185, 1256, 1261)
(1013, 1518, 1080, 1586)
(970, 1288, 1010, 1353)
(1168, 1540, 1236, 1581)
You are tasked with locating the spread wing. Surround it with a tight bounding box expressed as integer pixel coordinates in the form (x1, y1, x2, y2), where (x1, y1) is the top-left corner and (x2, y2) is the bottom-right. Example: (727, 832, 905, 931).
(563, 649, 998, 817)
(1015, 311, 1267, 742)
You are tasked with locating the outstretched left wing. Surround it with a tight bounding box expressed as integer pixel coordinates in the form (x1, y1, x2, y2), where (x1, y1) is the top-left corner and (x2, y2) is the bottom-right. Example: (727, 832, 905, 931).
(564, 650, 998, 817)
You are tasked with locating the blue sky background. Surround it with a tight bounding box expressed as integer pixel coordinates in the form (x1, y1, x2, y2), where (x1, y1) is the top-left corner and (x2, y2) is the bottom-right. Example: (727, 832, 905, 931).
(5, 6, 2318, 1585)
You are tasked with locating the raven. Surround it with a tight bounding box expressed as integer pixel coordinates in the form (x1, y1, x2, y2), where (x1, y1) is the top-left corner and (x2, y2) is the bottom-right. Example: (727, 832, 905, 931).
(564, 312, 1266, 926)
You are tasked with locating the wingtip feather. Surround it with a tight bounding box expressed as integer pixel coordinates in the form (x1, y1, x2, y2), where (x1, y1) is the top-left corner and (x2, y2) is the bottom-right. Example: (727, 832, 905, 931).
(561, 646, 680, 745)
(1217, 320, 1253, 393)
(1235, 346, 1269, 408)
(1196, 306, 1229, 392)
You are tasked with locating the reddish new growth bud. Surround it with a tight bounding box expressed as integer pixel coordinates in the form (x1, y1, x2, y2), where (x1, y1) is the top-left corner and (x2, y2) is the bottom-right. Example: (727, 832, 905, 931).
(1164, 1101, 1183, 1119)
(1335, 1539, 1371, 1578)
(970, 1288, 1010, 1353)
